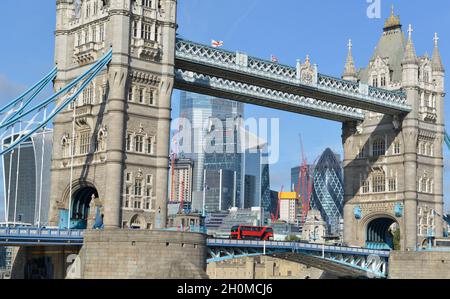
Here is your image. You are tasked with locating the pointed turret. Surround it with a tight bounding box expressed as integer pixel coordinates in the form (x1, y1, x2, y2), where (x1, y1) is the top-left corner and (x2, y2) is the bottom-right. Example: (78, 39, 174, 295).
(402, 24, 419, 88)
(432, 33, 445, 72)
(343, 39, 357, 81)
(402, 24, 418, 65)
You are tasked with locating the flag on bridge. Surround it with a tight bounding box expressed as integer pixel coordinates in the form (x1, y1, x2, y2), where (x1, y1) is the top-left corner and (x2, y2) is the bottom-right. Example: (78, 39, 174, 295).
(271, 55, 279, 63)
(211, 40, 224, 48)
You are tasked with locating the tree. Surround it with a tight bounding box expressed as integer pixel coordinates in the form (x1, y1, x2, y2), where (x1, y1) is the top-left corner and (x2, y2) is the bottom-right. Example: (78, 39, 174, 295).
(392, 229, 401, 251)
(285, 235, 301, 242)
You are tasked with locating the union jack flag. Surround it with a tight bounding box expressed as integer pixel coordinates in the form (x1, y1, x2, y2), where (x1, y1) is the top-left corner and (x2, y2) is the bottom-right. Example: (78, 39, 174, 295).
(211, 40, 224, 48)
(271, 55, 279, 63)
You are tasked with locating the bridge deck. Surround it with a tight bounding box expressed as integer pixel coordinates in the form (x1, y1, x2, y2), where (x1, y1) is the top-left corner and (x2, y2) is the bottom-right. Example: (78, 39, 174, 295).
(175, 38, 411, 119)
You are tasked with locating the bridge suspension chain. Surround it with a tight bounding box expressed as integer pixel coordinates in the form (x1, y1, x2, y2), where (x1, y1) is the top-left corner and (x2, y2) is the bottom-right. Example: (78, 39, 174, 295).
(1, 49, 112, 227)
(0, 49, 112, 157)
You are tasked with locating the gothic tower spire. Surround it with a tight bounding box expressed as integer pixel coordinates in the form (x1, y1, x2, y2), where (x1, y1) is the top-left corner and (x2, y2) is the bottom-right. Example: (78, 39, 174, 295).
(343, 39, 357, 81)
(402, 24, 418, 65)
(432, 33, 445, 72)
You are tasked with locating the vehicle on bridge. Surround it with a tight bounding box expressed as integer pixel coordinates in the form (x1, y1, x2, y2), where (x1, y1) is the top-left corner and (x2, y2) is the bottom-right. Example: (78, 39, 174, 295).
(230, 225, 274, 241)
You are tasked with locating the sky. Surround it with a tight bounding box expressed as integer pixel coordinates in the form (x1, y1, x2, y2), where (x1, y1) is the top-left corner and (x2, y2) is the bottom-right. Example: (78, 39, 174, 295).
(0, 0, 450, 219)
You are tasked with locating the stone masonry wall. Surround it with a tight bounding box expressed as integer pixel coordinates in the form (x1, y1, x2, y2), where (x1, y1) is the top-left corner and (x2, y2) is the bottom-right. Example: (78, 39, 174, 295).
(78, 229, 208, 279)
(388, 251, 450, 279)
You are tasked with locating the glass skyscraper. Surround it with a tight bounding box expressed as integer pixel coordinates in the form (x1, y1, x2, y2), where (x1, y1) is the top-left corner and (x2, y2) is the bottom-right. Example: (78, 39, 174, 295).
(2, 129, 53, 226)
(310, 148, 344, 236)
(178, 91, 270, 213)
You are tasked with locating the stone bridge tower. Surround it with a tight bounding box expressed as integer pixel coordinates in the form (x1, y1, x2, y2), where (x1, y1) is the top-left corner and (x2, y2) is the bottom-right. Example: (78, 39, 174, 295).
(342, 9, 445, 251)
(49, 0, 177, 229)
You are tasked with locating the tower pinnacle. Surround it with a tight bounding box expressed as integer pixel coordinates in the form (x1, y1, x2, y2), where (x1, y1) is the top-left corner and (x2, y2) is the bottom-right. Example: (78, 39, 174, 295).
(432, 32, 445, 72)
(402, 24, 418, 65)
(343, 39, 357, 81)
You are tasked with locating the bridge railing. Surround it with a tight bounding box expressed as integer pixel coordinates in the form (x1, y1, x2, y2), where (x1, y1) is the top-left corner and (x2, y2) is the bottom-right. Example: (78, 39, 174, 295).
(0, 227, 84, 238)
(207, 239, 390, 257)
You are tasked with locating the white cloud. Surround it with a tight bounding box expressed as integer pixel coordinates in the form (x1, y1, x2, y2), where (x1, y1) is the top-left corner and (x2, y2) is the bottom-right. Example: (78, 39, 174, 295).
(0, 74, 25, 105)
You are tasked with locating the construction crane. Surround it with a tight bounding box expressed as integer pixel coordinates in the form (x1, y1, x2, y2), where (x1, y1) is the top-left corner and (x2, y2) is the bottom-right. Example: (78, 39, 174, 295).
(271, 185, 284, 222)
(297, 134, 314, 225)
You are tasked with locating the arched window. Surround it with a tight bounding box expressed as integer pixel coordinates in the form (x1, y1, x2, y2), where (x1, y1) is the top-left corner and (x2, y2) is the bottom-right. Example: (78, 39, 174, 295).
(381, 74, 386, 87)
(362, 180, 370, 194)
(130, 215, 145, 229)
(61, 136, 70, 158)
(421, 178, 427, 193)
(393, 142, 401, 155)
(372, 138, 386, 157)
(372, 171, 386, 193)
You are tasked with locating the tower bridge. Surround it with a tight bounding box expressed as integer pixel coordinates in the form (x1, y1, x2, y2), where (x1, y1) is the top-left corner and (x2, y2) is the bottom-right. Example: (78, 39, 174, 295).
(0, 1, 447, 278)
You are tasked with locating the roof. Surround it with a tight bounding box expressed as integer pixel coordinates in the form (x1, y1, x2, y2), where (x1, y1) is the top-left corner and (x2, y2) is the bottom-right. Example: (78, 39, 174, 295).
(358, 27, 406, 83)
(358, 6, 407, 83)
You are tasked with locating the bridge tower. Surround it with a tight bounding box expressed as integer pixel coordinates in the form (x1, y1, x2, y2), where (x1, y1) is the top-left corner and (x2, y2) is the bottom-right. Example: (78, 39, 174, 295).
(49, 0, 177, 229)
(342, 8, 445, 250)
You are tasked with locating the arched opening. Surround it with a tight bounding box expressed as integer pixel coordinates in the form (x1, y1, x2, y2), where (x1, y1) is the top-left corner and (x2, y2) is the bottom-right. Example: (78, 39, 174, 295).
(130, 215, 146, 230)
(71, 186, 98, 229)
(366, 217, 400, 250)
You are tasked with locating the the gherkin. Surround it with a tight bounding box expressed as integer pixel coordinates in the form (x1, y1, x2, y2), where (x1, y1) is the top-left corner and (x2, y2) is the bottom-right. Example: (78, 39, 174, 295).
(310, 148, 344, 236)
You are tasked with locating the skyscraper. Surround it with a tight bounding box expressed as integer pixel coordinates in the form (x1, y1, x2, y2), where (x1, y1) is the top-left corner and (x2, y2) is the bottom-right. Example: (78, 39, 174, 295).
(178, 91, 270, 213)
(2, 129, 53, 226)
(179, 92, 244, 211)
(310, 148, 344, 236)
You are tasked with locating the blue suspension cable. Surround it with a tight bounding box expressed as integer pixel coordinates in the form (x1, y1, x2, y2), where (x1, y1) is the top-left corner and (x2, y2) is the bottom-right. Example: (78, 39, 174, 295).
(0, 67, 57, 115)
(0, 49, 112, 131)
(0, 50, 112, 156)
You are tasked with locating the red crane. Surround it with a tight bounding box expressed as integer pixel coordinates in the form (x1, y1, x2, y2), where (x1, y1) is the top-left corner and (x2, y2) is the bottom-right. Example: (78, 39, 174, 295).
(296, 135, 314, 224)
(271, 185, 284, 222)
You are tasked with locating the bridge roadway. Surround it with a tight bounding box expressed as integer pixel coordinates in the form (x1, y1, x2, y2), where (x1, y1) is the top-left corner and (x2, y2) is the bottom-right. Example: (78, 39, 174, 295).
(0, 228, 389, 278)
(174, 38, 411, 122)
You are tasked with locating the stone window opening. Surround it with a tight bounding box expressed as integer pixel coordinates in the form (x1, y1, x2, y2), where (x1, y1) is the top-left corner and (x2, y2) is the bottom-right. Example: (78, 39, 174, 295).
(393, 142, 401, 155)
(357, 145, 367, 159)
(361, 179, 370, 194)
(388, 177, 397, 192)
(372, 137, 386, 157)
(61, 135, 70, 158)
(79, 130, 92, 155)
(381, 74, 386, 87)
(142, 23, 152, 41)
(82, 83, 94, 105)
(128, 86, 134, 102)
(126, 133, 133, 151)
(135, 134, 144, 153)
(372, 171, 386, 193)
(143, 0, 152, 8)
(139, 88, 145, 104)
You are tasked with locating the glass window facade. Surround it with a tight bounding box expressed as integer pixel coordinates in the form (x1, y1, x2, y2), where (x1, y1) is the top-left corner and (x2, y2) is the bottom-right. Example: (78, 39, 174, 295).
(310, 148, 344, 236)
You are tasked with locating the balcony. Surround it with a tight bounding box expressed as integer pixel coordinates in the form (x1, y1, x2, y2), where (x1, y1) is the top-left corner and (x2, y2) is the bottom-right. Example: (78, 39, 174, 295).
(131, 38, 161, 61)
(74, 41, 105, 65)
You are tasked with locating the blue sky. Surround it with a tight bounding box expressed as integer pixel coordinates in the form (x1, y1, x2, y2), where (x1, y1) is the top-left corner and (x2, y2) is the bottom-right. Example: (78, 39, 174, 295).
(0, 0, 450, 219)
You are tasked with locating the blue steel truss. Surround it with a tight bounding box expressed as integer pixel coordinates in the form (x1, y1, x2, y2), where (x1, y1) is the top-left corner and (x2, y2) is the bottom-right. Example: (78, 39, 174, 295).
(0, 49, 112, 156)
(175, 38, 411, 116)
(175, 69, 364, 122)
(207, 239, 390, 278)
